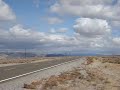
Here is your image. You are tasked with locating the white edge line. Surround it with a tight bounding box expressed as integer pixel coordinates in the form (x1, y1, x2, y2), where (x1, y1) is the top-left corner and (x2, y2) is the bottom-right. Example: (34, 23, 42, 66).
(0, 59, 81, 83)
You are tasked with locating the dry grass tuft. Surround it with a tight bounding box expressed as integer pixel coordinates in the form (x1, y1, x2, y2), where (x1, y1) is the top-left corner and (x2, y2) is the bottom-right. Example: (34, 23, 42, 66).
(101, 56, 120, 64)
(86, 57, 97, 64)
(23, 56, 120, 90)
(86, 56, 120, 64)
(23, 69, 83, 90)
(23, 83, 36, 89)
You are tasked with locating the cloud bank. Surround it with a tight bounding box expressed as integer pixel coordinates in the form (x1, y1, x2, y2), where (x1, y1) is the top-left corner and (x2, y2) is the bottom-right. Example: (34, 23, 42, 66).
(1, 0, 120, 55)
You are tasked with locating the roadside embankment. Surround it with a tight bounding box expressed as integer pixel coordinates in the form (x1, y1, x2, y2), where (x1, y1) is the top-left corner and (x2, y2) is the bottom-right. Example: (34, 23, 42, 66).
(24, 56, 120, 90)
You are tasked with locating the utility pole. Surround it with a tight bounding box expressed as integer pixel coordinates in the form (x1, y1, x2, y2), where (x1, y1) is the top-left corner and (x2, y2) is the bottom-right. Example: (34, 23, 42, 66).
(25, 48, 26, 59)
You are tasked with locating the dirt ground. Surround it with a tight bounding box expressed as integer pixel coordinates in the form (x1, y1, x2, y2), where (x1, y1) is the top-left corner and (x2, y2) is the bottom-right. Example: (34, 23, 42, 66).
(0, 56, 78, 67)
(23, 56, 120, 90)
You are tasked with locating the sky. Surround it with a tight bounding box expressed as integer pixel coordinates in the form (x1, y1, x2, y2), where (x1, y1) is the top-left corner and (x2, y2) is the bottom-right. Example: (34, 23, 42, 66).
(0, 0, 120, 55)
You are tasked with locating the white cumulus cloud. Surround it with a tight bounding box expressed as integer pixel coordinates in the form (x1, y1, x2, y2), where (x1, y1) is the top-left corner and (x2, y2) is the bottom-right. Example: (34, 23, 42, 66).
(0, 0, 16, 21)
(73, 18, 111, 38)
(50, 0, 120, 21)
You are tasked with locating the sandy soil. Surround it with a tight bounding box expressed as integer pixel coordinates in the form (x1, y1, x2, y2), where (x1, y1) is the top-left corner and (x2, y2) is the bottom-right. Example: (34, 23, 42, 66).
(23, 56, 120, 90)
(0, 56, 78, 67)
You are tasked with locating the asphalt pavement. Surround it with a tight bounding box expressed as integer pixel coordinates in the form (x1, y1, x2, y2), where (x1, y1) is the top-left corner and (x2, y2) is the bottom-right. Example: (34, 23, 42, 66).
(0, 57, 80, 82)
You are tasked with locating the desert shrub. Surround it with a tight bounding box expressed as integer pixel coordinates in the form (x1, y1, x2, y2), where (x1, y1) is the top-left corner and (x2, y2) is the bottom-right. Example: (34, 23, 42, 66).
(23, 83, 36, 89)
(86, 57, 97, 64)
(101, 57, 120, 64)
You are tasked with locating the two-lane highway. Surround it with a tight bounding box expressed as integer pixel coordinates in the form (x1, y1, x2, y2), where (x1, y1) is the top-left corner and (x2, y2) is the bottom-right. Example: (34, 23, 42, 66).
(0, 57, 80, 83)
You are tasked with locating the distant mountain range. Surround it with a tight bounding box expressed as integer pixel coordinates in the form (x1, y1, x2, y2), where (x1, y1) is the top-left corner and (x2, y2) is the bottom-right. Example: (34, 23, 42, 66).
(45, 54, 65, 57)
(0, 52, 108, 59)
(0, 52, 66, 59)
(0, 52, 38, 59)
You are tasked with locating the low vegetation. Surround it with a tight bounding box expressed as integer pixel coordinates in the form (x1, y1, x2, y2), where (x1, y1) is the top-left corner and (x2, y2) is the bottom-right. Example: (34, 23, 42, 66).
(24, 56, 120, 90)
(86, 56, 120, 64)
(0, 56, 79, 65)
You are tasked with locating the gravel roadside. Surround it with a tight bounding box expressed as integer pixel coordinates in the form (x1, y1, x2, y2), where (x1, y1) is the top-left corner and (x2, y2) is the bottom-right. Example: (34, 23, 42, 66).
(0, 57, 86, 90)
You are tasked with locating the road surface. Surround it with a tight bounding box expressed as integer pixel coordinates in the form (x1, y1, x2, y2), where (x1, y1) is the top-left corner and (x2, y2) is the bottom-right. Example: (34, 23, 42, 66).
(0, 57, 80, 82)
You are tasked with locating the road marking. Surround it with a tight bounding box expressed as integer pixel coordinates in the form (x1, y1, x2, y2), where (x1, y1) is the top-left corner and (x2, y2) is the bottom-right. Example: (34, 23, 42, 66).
(4, 68, 15, 71)
(0, 58, 83, 83)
